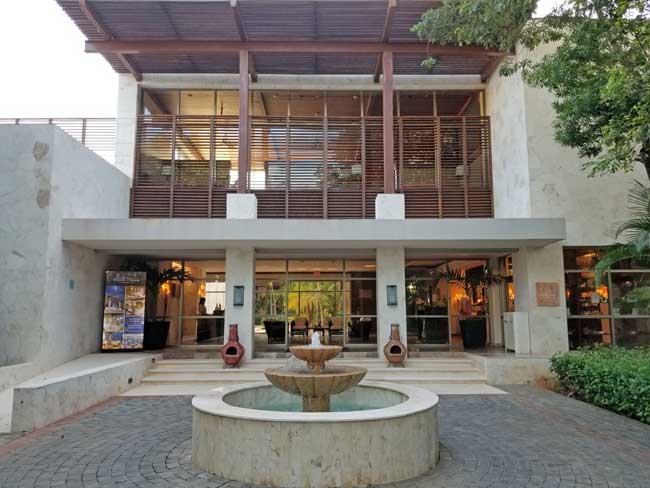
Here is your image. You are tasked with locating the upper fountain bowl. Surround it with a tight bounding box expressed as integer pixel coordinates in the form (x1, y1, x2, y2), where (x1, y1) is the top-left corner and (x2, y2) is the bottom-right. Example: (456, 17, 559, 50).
(289, 345, 341, 365)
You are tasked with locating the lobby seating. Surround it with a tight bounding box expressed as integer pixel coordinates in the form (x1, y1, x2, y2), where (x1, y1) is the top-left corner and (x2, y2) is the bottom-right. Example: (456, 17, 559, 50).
(291, 317, 308, 343)
(263, 320, 285, 344)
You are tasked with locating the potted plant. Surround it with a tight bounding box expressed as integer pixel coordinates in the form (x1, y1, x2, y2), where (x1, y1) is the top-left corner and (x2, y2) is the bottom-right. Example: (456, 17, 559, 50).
(434, 265, 503, 349)
(122, 260, 193, 349)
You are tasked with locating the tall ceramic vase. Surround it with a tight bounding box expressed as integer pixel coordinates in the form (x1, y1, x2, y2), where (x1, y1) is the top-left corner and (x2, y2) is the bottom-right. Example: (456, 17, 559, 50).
(221, 324, 245, 367)
(383, 323, 407, 366)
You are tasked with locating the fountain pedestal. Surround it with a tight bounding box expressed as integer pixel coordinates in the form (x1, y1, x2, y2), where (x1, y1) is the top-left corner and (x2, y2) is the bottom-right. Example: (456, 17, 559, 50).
(264, 333, 367, 412)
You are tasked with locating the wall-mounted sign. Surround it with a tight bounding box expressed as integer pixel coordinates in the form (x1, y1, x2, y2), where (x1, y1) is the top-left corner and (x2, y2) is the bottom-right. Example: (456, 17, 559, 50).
(102, 271, 146, 351)
(536, 282, 560, 307)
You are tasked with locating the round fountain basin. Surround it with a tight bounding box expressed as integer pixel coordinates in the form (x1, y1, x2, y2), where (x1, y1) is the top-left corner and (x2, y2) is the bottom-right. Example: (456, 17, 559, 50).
(289, 345, 341, 364)
(192, 382, 439, 487)
(264, 365, 367, 399)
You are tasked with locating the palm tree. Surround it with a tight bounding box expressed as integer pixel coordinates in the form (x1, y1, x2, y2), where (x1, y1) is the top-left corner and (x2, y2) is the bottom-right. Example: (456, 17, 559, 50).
(433, 265, 503, 297)
(595, 181, 650, 283)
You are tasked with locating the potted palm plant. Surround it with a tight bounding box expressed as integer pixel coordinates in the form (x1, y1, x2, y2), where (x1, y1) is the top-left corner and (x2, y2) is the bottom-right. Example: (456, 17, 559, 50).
(434, 265, 503, 349)
(122, 260, 193, 349)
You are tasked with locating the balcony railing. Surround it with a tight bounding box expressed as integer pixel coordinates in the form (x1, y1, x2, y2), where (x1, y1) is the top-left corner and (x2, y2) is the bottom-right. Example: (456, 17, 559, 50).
(132, 114, 493, 219)
(0, 118, 116, 164)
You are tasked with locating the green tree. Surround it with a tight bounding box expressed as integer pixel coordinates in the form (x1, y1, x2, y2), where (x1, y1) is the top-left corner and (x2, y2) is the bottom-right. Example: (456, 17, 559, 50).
(594, 180, 650, 280)
(412, 0, 650, 177)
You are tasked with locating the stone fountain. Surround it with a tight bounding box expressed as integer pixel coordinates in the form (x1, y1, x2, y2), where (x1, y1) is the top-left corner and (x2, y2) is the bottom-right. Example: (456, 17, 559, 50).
(192, 331, 440, 487)
(264, 332, 367, 411)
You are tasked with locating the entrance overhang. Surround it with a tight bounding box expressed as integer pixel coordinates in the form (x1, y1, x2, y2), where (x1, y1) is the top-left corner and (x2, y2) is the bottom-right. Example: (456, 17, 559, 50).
(62, 218, 565, 253)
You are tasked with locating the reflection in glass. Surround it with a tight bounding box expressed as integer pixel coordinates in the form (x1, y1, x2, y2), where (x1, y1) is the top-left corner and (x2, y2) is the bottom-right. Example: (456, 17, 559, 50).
(614, 318, 650, 348)
(610, 272, 650, 315)
(565, 272, 609, 316)
(568, 318, 612, 348)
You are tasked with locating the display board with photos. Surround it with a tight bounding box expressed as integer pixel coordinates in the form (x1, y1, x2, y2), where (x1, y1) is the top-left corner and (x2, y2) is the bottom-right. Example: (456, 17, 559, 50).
(102, 271, 146, 351)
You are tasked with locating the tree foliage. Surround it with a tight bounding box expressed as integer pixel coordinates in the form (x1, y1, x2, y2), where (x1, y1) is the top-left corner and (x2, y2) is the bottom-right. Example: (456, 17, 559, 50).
(412, 0, 650, 177)
(594, 179, 650, 280)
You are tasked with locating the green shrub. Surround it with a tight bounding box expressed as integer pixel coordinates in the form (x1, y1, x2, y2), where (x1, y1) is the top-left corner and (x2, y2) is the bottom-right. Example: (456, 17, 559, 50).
(550, 346, 650, 424)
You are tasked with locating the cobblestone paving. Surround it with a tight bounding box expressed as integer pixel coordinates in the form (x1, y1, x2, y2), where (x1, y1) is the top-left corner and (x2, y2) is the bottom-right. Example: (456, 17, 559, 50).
(1, 386, 649, 487)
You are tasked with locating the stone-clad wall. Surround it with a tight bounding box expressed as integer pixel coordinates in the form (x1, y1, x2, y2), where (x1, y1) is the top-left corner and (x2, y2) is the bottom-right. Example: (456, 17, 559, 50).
(0, 125, 130, 387)
(486, 44, 644, 246)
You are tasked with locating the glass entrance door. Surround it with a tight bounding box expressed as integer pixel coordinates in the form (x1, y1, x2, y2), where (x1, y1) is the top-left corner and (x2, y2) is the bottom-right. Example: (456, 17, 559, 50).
(254, 259, 377, 352)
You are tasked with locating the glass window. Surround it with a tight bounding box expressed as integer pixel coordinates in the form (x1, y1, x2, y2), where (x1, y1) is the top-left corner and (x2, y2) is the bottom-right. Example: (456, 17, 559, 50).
(180, 91, 215, 115)
(290, 91, 324, 117)
(614, 318, 650, 348)
(326, 91, 361, 117)
(399, 91, 434, 116)
(568, 318, 612, 349)
(143, 90, 179, 115)
(564, 247, 650, 349)
(565, 272, 609, 316)
(610, 272, 650, 316)
(216, 90, 240, 116)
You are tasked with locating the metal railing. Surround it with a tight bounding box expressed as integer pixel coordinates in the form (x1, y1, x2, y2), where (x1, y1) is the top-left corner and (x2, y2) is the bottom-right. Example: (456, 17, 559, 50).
(0, 118, 116, 164)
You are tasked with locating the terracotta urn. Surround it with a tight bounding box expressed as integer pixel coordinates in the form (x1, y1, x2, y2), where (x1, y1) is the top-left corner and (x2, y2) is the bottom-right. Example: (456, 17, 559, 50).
(383, 323, 407, 366)
(221, 324, 245, 367)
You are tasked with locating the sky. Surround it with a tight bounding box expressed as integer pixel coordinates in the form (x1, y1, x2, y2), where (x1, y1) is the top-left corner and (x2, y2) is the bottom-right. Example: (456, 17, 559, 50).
(0, 0, 560, 119)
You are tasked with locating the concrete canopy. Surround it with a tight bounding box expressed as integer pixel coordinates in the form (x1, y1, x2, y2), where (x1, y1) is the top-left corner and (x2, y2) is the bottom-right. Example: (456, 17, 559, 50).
(62, 218, 566, 253)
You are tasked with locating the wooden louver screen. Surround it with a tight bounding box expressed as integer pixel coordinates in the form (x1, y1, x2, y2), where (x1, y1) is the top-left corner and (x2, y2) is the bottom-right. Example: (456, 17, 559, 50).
(131, 115, 493, 219)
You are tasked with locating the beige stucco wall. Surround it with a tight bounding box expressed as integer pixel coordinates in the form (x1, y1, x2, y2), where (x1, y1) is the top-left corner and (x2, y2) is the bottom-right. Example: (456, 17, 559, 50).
(485, 68, 532, 218)
(486, 44, 645, 246)
(0, 125, 130, 387)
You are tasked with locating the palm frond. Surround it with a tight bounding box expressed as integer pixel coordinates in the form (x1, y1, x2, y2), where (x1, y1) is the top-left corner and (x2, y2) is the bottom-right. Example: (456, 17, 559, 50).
(626, 180, 650, 216)
(434, 265, 504, 292)
(594, 244, 650, 285)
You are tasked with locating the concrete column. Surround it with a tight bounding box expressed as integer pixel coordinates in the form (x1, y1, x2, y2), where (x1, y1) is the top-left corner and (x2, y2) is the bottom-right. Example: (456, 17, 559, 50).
(376, 247, 407, 356)
(375, 194, 405, 219)
(512, 242, 569, 355)
(115, 74, 139, 178)
(487, 257, 503, 346)
(225, 248, 255, 361)
(227, 194, 257, 219)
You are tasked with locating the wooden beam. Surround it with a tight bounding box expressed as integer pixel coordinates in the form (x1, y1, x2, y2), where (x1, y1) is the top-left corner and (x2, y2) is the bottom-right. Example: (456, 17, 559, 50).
(86, 40, 505, 57)
(238, 50, 250, 193)
(78, 0, 142, 81)
(373, 0, 397, 83)
(230, 0, 258, 82)
(480, 55, 504, 82)
(457, 94, 474, 116)
(382, 50, 395, 194)
(143, 92, 206, 161)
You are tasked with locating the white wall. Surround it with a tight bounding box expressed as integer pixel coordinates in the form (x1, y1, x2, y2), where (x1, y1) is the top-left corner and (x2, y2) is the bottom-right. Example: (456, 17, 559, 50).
(521, 46, 646, 245)
(0, 125, 130, 385)
(486, 46, 645, 246)
(485, 67, 531, 218)
(115, 74, 139, 178)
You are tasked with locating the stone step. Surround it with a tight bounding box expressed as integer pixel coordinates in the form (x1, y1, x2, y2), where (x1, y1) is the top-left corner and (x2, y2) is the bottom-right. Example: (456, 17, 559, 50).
(153, 358, 476, 369)
(141, 371, 486, 384)
(148, 365, 480, 375)
(122, 382, 505, 396)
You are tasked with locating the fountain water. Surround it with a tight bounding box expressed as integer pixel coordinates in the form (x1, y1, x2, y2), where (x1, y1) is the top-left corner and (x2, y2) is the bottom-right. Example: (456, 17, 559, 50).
(264, 331, 367, 411)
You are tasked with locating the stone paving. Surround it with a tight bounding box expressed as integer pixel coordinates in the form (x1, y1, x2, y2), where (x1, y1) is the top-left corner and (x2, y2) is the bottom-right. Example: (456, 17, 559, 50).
(0, 386, 649, 487)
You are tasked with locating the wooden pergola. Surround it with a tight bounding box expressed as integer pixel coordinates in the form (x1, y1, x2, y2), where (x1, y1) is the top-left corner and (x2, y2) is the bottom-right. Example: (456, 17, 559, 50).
(58, 0, 508, 194)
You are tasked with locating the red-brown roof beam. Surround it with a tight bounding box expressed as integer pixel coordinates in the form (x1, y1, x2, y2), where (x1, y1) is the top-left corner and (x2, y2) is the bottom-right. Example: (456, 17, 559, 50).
(230, 0, 258, 82)
(85, 40, 505, 57)
(373, 0, 397, 83)
(78, 0, 142, 81)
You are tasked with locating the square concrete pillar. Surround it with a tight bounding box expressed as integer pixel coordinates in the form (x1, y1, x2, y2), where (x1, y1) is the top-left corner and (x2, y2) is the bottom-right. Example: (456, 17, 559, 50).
(512, 243, 569, 355)
(375, 194, 405, 219)
(227, 194, 257, 219)
(376, 247, 407, 356)
(114, 74, 138, 178)
(225, 247, 255, 360)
